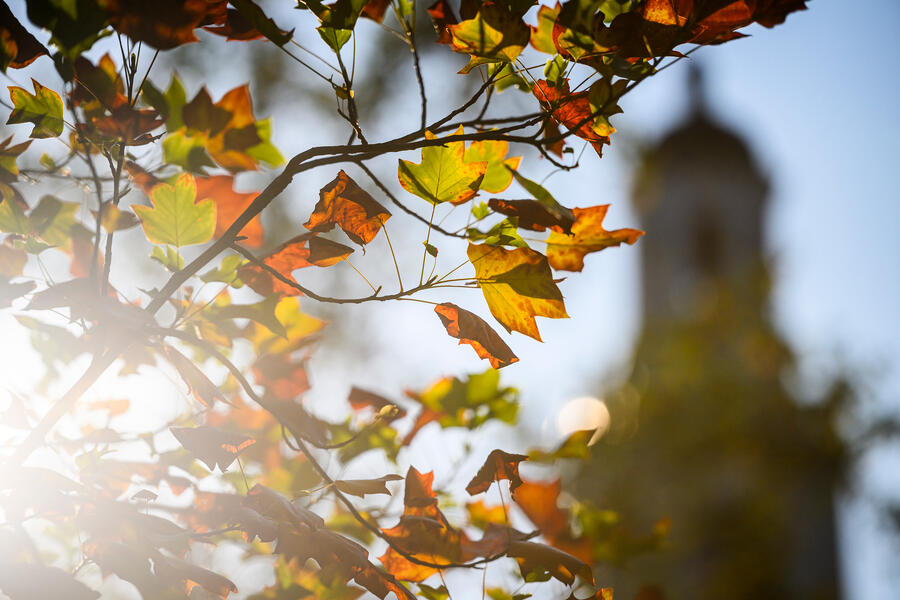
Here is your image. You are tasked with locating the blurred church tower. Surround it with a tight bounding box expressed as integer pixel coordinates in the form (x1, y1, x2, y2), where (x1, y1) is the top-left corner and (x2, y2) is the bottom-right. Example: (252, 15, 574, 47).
(573, 66, 844, 600)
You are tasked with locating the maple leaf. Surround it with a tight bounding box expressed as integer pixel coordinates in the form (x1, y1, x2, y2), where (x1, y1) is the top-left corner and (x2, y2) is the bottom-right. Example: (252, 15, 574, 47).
(545, 205, 644, 271)
(7, 78, 64, 138)
(468, 243, 568, 341)
(171, 426, 256, 472)
(464, 139, 521, 194)
(195, 174, 263, 246)
(238, 233, 354, 297)
(534, 79, 613, 157)
(489, 198, 575, 234)
(133, 173, 216, 247)
(466, 449, 529, 495)
(512, 478, 593, 563)
(0, 3, 49, 71)
(434, 302, 519, 369)
(448, 2, 530, 66)
(304, 170, 391, 245)
(104, 0, 226, 50)
(426, 0, 457, 44)
(398, 126, 487, 205)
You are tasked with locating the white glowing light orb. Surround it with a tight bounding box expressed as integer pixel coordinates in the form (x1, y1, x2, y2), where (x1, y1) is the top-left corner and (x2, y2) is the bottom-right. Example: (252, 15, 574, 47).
(556, 396, 610, 444)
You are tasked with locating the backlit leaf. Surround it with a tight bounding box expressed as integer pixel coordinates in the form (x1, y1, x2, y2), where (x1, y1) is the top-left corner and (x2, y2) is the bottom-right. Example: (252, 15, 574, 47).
(0, 3, 49, 71)
(448, 3, 530, 64)
(545, 205, 643, 271)
(508, 540, 594, 586)
(434, 302, 519, 369)
(163, 345, 227, 407)
(171, 425, 256, 471)
(195, 174, 263, 246)
(304, 170, 390, 245)
(133, 173, 216, 247)
(464, 139, 521, 193)
(7, 79, 64, 138)
(239, 233, 354, 297)
(468, 243, 567, 341)
(398, 126, 487, 205)
(466, 449, 528, 495)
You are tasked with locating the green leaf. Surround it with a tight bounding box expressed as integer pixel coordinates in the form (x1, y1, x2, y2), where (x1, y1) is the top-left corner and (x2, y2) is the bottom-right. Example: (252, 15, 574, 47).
(448, 4, 530, 63)
(0, 191, 30, 235)
(246, 119, 285, 167)
(133, 173, 216, 247)
(151, 244, 185, 272)
(230, 0, 294, 46)
(467, 218, 527, 248)
(464, 139, 521, 194)
(163, 130, 215, 173)
(143, 74, 187, 132)
(317, 26, 352, 52)
(417, 583, 450, 600)
(30, 195, 80, 250)
(397, 126, 487, 205)
(200, 254, 246, 287)
(7, 79, 65, 138)
(0, 135, 31, 181)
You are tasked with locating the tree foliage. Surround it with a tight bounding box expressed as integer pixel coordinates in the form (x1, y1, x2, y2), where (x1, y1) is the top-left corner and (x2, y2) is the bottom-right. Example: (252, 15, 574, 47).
(0, 0, 806, 598)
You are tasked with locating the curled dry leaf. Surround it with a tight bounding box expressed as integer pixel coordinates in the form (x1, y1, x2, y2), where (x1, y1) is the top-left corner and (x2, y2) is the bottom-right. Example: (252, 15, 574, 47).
(304, 170, 391, 245)
(546, 205, 644, 272)
(170, 425, 256, 471)
(434, 302, 519, 369)
(466, 448, 529, 495)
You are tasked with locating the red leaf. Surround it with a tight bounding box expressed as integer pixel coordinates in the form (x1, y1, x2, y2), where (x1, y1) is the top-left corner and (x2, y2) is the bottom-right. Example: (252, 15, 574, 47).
(488, 197, 575, 234)
(434, 303, 519, 369)
(534, 80, 609, 157)
(466, 449, 529, 495)
(427, 0, 458, 44)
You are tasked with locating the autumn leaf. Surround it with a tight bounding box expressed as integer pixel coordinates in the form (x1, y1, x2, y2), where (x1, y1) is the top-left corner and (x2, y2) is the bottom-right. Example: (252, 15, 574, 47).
(92, 203, 139, 233)
(398, 126, 487, 205)
(466, 449, 529, 495)
(448, 3, 530, 64)
(0, 135, 31, 182)
(171, 426, 256, 471)
(238, 233, 354, 297)
(545, 205, 644, 271)
(348, 386, 407, 421)
(508, 540, 594, 586)
(488, 199, 575, 234)
(104, 0, 223, 50)
(533, 79, 612, 157)
(434, 302, 519, 369)
(304, 170, 391, 245)
(7, 79, 64, 138)
(468, 243, 568, 341)
(512, 478, 593, 563)
(333, 474, 404, 497)
(464, 139, 521, 193)
(0, 3, 49, 71)
(133, 173, 216, 247)
(195, 174, 263, 246)
(163, 345, 228, 407)
(426, 0, 457, 44)
(466, 500, 507, 530)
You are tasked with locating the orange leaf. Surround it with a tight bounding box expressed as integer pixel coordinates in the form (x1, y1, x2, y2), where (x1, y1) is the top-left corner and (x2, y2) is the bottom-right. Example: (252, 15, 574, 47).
(105, 0, 226, 50)
(545, 205, 643, 272)
(238, 233, 354, 296)
(466, 449, 528, 495)
(426, 0, 458, 44)
(195, 174, 263, 246)
(304, 170, 391, 245)
(434, 303, 519, 369)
